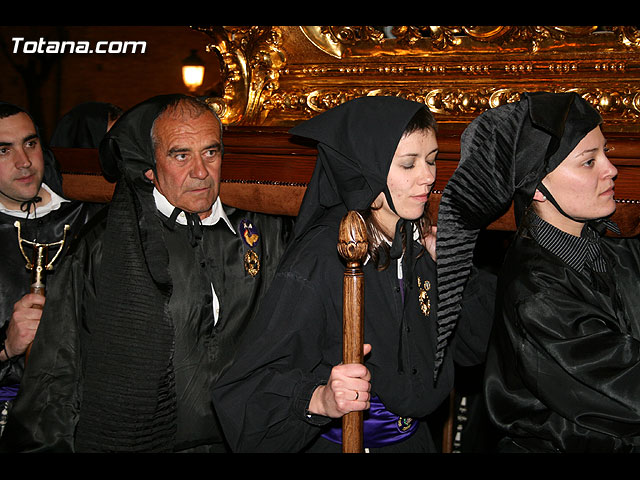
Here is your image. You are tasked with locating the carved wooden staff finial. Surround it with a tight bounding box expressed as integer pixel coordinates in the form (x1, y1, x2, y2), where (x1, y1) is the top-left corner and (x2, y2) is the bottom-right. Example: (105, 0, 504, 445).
(337, 210, 368, 453)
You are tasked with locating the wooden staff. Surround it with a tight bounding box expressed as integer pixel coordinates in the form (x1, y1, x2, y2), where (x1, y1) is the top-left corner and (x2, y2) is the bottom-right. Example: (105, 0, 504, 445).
(441, 389, 456, 453)
(337, 211, 368, 453)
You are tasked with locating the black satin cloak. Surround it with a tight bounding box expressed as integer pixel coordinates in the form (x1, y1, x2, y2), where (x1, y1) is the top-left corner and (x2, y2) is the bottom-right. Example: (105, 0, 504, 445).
(0, 203, 291, 452)
(164, 207, 292, 450)
(484, 233, 640, 452)
(0, 201, 104, 391)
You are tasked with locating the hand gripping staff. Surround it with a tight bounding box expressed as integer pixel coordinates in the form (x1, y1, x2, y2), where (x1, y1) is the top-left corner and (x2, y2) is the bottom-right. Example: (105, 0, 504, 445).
(14, 220, 70, 362)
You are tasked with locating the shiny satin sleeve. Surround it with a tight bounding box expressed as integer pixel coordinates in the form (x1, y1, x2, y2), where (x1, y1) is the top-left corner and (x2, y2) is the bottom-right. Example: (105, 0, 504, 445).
(0, 232, 102, 452)
(501, 283, 640, 440)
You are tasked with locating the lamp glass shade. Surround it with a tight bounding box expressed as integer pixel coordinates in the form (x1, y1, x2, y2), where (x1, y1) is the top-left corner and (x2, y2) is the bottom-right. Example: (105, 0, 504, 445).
(182, 65, 205, 90)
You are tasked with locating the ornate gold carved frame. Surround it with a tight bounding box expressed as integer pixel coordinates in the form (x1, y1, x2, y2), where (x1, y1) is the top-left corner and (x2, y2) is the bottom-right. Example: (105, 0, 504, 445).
(196, 26, 640, 132)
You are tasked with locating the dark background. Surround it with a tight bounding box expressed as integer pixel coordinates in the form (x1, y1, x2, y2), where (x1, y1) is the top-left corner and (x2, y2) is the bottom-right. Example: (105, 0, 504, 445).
(1, 25, 223, 141)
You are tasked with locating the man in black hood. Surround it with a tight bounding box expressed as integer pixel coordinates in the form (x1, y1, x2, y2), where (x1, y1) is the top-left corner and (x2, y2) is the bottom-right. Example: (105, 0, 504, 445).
(49, 101, 122, 149)
(0, 94, 292, 452)
(0, 102, 103, 438)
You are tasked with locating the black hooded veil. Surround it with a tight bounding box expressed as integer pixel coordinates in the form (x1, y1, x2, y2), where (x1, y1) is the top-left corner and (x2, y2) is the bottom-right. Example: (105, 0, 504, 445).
(288, 95, 422, 241)
(50, 102, 121, 149)
(1, 95, 189, 452)
(72, 95, 179, 451)
(435, 92, 604, 376)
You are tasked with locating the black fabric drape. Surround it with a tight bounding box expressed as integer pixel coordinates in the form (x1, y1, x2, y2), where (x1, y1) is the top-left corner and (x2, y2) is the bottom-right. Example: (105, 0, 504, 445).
(485, 233, 640, 452)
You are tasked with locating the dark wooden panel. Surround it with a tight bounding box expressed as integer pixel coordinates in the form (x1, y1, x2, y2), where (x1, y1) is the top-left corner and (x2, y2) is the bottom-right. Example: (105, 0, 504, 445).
(53, 125, 640, 235)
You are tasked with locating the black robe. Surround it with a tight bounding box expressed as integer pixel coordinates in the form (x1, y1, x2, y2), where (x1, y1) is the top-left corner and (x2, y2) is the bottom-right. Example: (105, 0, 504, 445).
(0, 204, 292, 452)
(0, 200, 104, 396)
(484, 232, 640, 452)
(213, 206, 495, 452)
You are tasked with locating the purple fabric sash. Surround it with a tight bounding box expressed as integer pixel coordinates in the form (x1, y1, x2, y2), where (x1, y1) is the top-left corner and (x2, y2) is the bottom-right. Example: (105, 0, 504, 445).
(321, 396, 417, 448)
(0, 384, 19, 402)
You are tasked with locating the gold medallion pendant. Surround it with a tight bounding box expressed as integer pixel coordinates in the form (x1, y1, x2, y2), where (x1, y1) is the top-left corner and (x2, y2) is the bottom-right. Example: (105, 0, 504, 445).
(417, 276, 431, 317)
(244, 250, 260, 276)
(397, 416, 414, 432)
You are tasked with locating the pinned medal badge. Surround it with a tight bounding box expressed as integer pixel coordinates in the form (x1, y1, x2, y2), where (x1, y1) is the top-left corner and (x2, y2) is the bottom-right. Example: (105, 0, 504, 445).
(417, 276, 431, 317)
(240, 219, 260, 276)
(244, 250, 260, 277)
(240, 219, 260, 248)
(397, 416, 414, 432)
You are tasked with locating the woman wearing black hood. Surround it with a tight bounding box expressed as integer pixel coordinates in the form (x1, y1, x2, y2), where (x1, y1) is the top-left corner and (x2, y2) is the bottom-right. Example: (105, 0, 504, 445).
(213, 96, 495, 453)
(438, 91, 640, 452)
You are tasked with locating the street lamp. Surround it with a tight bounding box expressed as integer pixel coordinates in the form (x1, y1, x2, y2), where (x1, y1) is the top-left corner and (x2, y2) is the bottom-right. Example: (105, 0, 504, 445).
(182, 49, 205, 92)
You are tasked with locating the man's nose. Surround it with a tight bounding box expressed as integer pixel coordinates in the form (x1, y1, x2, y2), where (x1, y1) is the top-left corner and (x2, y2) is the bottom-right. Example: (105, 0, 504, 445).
(191, 155, 209, 179)
(15, 147, 33, 169)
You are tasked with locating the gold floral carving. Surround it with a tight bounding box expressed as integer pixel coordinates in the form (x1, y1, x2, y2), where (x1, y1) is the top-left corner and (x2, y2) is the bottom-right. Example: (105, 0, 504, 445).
(194, 25, 285, 125)
(197, 26, 640, 132)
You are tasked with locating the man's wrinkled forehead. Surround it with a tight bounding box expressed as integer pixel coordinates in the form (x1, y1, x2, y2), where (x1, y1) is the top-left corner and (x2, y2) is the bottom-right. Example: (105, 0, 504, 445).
(150, 102, 221, 151)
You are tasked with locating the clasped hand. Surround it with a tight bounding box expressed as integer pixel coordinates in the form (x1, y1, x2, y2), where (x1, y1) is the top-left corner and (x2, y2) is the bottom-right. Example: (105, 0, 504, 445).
(308, 343, 372, 418)
(2, 293, 44, 360)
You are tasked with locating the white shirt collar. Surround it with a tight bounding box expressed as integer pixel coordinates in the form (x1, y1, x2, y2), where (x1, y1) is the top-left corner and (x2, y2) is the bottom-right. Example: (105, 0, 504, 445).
(0, 183, 68, 218)
(151, 188, 235, 233)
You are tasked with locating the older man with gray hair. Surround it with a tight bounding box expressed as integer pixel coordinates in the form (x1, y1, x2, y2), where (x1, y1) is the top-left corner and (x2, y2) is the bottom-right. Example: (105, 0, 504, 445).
(0, 94, 292, 452)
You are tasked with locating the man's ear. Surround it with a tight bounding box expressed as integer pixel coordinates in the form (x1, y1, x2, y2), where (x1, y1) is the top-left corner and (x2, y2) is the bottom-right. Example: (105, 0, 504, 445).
(144, 169, 155, 182)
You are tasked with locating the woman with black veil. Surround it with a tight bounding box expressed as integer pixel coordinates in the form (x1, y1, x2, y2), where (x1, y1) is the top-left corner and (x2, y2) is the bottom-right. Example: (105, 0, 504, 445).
(213, 96, 495, 453)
